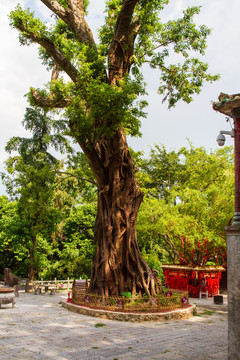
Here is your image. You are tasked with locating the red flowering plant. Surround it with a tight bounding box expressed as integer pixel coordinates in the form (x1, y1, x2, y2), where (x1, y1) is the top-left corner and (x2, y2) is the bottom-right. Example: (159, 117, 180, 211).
(178, 235, 227, 268)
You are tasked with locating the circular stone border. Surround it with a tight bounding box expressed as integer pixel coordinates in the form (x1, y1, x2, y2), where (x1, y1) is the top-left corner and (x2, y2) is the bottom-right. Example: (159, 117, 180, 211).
(61, 301, 196, 322)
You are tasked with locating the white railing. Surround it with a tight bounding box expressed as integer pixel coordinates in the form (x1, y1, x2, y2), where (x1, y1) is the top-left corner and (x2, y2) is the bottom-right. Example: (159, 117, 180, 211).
(33, 278, 74, 291)
(1, 277, 88, 293)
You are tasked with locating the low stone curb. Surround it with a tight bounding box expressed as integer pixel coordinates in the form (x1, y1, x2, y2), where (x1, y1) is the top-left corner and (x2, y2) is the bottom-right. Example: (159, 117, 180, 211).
(61, 300, 196, 322)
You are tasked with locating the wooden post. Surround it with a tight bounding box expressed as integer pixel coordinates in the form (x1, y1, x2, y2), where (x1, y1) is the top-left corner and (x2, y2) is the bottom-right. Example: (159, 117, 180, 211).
(25, 280, 28, 293)
(67, 277, 69, 291)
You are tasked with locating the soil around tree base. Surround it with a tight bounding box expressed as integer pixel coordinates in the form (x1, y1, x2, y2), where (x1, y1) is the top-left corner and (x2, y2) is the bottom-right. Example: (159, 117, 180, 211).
(61, 300, 196, 322)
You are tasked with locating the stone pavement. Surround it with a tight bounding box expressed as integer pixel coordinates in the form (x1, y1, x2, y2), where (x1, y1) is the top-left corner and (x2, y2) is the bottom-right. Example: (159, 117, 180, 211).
(0, 292, 228, 360)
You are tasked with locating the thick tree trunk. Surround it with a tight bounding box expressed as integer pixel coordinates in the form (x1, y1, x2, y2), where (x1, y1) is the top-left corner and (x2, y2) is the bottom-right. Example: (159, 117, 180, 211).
(89, 131, 157, 297)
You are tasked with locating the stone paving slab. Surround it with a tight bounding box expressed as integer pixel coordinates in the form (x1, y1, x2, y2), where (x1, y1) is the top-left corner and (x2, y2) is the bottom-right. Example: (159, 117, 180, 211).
(0, 292, 228, 360)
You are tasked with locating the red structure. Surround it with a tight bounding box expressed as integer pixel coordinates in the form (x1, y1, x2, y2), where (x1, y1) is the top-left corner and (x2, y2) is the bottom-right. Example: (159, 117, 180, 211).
(213, 94, 240, 225)
(234, 117, 240, 216)
(161, 264, 225, 297)
(67, 291, 71, 303)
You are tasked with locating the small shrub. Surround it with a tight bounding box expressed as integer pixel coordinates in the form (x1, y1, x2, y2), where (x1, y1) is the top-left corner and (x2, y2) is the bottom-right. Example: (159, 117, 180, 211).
(120, 292, 132, 298)
(94, 323, 106, 328)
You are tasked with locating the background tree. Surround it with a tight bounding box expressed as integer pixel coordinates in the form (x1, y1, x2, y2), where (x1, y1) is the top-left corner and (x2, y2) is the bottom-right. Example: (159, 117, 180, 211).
(1, 109, 98, 280)
(2, 107, 68, 280)
(0, 196, 20, 277)
(41, 154, 98, 280)
(53, 202, 96, 279)
(138, 144, 185, 200)
(136, 144, 234, 270)
(9, 0, 218, 296)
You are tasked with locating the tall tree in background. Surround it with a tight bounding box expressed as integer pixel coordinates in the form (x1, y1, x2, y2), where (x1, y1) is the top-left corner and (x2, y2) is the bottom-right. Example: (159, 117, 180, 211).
(9, 0, 218, 296)
(136, 144, 234, 268)
(2, 108, 67, 280)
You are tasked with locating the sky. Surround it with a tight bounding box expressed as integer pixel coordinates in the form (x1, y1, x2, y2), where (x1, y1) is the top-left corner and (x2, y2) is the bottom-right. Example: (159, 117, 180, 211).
(0, 0, 239, 195)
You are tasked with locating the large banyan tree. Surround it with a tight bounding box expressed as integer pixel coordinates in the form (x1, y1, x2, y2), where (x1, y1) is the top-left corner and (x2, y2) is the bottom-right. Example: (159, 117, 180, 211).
(9, 0, 218, 296)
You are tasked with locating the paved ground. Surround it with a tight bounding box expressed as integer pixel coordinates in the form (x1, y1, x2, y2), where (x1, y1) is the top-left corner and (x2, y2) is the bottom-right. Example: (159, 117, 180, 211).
(0, 292, 228, 360)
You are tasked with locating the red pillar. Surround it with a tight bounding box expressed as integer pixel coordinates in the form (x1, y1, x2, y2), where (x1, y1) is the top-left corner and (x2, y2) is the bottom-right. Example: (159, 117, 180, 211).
(234, 118, 240, 215)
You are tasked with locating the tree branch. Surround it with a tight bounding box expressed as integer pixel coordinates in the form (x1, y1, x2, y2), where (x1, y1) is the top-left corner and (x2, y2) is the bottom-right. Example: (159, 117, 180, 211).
(40, 0, 96, 47)
(139, 41, 174, 60)
(115, 0, 140, 35)
(108, 0, 140, 82)
(40, 0, 68, 19)
(67, 0, 96, 46)
(51, 62, 60, 82)
(39, 38, 79, 82)
(56, 171, 97, 185)
(79, 141, 108, 188)
(164, 234, 180, 260)
(129, 17, 141, 37)
(30, 62, 71, 109)
(30, 89, 72, 108)
(18, 19, 79, 82)
(13, 8, 79, 82)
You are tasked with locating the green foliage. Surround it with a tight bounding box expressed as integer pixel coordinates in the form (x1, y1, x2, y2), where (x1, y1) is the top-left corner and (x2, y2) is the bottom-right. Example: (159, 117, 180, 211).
(57, 0, 89, 13)
(65, 152, 97, 203)
(99, 2, 219, 107)
(40, 203, 96, 279)
(5, 107, 70, 165)
(9, 0, 219, 148)
(94, 323, 106, 328)
(9, 5, 48, 46)
(120, 292, 132, 298)
(134, 5, 219, 107)
(1, 107, 68, 279)
(158, 59, 219, 107)
(0, 196, 19, 275)
(0, 142, 234, 278)
(65, 76, 146, 141)
(138, 144, 184, 199)
(1, 105, 97, 280)
(136, 144, 234, 267)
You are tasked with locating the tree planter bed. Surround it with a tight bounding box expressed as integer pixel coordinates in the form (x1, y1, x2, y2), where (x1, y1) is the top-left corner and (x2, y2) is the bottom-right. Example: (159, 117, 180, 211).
(61, 300, 195, 322)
